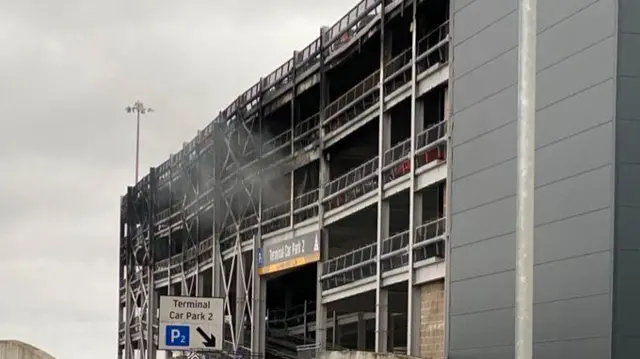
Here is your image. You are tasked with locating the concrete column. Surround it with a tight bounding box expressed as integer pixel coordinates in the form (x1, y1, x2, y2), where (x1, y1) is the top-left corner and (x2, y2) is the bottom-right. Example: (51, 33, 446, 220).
(388, 313, 395, 352)
(375, 289, 389, 352)
(252, 274, 267, 355)
(375, 198, 390, 353)
(197, 271, 206, 297)
(416, 98, 425, 134)
(331, 312, 339, 346)
(410, 189, 424, 356)
(316, 154, 330, 350)
(443, 85, 450, 122)
(357, 312, 367, 350)
(235, 251, 246, 347)
(315, 235, 329, 349)
(290, 171, 295, 227)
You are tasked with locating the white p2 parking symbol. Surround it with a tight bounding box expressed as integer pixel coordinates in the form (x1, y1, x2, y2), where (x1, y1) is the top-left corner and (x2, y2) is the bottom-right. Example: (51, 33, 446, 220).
(165, 325, 189, 347)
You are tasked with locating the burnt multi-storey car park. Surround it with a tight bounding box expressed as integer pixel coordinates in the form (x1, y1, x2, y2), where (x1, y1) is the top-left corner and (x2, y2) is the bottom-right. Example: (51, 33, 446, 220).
(118, 1, 450, 358)
(120, 0, 640, 358)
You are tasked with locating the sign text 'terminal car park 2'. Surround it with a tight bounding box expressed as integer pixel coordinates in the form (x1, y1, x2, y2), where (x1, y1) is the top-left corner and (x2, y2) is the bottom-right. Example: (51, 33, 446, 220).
(158, 296, 223, 352)
(257, 232, 320, 275)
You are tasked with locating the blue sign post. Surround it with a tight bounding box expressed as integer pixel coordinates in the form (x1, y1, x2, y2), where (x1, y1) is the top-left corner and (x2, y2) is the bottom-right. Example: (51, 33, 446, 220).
(165, 325, 190, 347)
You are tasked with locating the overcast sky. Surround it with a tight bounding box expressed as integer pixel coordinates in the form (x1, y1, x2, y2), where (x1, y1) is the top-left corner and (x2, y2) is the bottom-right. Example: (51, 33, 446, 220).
(0, 1, 354, 358)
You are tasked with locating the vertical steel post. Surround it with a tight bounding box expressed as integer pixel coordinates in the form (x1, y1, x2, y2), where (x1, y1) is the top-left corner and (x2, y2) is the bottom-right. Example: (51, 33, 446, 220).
(147, 167, 157, 359)
(406, 0, 418, 354)
(135, 111, 140, 183)
(515, 0, 537, 358)
(374, 0, 388, 352)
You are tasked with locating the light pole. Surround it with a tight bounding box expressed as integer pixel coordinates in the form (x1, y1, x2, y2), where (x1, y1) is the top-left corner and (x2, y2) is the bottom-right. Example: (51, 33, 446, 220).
(515, 0, 537, 359)
(125, 101, 153, 183)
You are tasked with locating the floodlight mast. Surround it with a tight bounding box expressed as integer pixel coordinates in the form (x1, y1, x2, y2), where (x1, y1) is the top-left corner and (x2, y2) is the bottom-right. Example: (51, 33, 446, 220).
(125, 101, 154, 183)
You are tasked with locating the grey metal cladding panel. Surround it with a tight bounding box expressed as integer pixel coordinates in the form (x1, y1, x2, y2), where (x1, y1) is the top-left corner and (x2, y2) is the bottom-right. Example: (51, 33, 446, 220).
(616, 206, 640, 250)
(535, 122, 613, 186)
(536, 79, 615, 149)
(534, 294, 611, 342)
(533, 251, 610, 304)
(451, 77, 614, 154)
(618, 0, 640, 33)
(450, 294, 610, 352)
(451, 167, 612, 281)
(536, 337, 610, 359)
(451, 251, 610, 327)
(538, 0, 604, 31)
(451, 125, 613, 214)
(534, 165, 612, 225)
(451, 199, 610, 259)
(451, 31, 615, 178)
(450, 196, 514, 248)
(534, 208, 612, 264)
(450, 338, 609, 359)
(536, 0, 615, 73)
(449, 307, 514, 350)
(618, 33, 640, 78)
(451, 121, 516, 181)
(452, 10, 517, 79)
(450, 87, 516, 147)
(451, 0, 613, 81)
(452, 117, 612, 184)
(617, 120, 640, 163)
(450, 159, 515, 215)
(452, 0, 475, 13)
(452, 48, 517, 113)
(451, 0, 615, 114)
(614, 251, 640, 337)
(449, 346, 514, 359)
(617, 77, 640, 120)
(617, 164, 640, 207)
(449, 270, 514, 315)
(452, 0, 516, 46)
(536, 36, 616, 110)
(449, 233, 514, 282)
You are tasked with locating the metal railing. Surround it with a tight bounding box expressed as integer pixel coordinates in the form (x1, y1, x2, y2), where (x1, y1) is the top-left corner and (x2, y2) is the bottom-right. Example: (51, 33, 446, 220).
(263, 130, 292, 159)
(321, 217, 447, 290)
(268, 301, 317, 329)
(294, 190, 320, 223)
(321, 243, 377, 290)
(294, 114, 320, 151)
(414, 217, 446, 261)
(381, 230, 410, 271)
(323, 70, 380, 135)
(262, 200, 292, 234)
(323, 157, 379, 212)
(382, 138, 412, 184)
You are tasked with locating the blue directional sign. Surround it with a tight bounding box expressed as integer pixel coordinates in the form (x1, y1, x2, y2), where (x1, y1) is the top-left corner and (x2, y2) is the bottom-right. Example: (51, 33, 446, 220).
(257, 248, 264, 267)
(165, 325, 190, 347)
